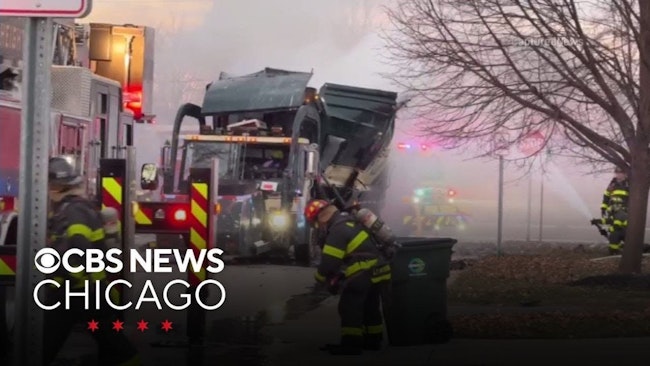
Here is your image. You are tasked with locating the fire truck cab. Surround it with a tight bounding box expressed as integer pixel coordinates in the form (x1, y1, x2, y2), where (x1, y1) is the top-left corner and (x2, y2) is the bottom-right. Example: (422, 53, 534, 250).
(0, 65, 133, 246)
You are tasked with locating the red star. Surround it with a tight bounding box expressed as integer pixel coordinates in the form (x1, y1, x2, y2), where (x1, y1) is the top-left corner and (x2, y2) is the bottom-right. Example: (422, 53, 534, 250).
(112, 319, 124, 332)
(87, 319, 99, 332)
(161, 319, 173, 332)
(136, 319, 149, 332)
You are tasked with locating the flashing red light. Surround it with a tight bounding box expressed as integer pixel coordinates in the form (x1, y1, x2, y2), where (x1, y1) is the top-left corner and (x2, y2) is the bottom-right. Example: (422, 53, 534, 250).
(123, 84, 143, 121)
(0, 197, 15, 211)
(420, 144, 428, 150)
(448, 189, 457, 197)
(397, 142, 411, 150)
(173, 208, 187, 222)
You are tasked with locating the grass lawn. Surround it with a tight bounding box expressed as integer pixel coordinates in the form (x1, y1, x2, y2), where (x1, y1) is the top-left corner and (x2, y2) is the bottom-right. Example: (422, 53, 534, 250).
(447, 249, 650, 338)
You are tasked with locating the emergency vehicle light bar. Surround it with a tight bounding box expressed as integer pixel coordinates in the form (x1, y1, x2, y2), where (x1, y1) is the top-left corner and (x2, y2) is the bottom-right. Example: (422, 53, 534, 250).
(181, 134, 310, 145)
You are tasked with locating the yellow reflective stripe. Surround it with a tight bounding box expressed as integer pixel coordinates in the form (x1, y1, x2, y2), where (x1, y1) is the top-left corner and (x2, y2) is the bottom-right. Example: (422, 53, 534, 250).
(190, 227, 207, 250)
(604, 191, 611, 196)
(90, 271, 106, 281)
(191, 199, 208, 228)
(366, 325, 383, 335)
(192, 183, 208, 200)
(314, 272, 326, 282)
(611, 190, 628, 196)
(373, 264, 391, 275)
(346, 231, 369, 254)
(601, 203, 608, 208)
(67, 224, 105, 242)
(371, 273, 391, 283)
(134, 209, 152, 225)
(609, 243, 622, 249)
(341, 327, 364, 336)
(103, 177, 123, 205)
(69, 271, 86, 280)
(344, 259, 378, 277)
(345, 222, 354, 227)
(0, 259, 14, 275)
(322, 244, 345, 259)
(110, 287, 120, 304)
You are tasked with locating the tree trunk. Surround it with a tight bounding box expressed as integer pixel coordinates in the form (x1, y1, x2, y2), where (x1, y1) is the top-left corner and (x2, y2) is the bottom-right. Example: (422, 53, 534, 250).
(619, 143, 650, 274)
(623, 0, 650, 274)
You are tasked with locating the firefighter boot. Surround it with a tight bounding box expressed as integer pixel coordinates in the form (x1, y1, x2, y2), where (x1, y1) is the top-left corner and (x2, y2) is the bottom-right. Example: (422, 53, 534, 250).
(363, 335, 382, 351)
(608, 243, 622, 255)
(363, 340, 382, 351)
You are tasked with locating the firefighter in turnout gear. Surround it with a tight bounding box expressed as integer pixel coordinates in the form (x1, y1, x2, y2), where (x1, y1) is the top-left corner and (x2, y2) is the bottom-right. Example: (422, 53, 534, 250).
(304, 199, 392, 355)
(600, 166, 629, 255)
(44, 156, 141, 366)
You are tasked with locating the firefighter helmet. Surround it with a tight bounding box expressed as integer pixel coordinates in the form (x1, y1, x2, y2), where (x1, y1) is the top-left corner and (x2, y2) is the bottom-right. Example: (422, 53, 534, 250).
(304, 199, 330, 224)
(48, 156, 83, 187)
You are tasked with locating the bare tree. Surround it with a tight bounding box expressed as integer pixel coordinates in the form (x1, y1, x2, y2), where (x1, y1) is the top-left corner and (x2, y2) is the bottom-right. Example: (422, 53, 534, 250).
(382, 0, 649, 273)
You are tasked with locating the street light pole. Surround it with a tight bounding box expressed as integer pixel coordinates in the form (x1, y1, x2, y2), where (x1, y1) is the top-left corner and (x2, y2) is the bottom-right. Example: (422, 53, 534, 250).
(497, 154, 504, 256)
(526, 174, 532, 242)
(538, 173, 544, 242)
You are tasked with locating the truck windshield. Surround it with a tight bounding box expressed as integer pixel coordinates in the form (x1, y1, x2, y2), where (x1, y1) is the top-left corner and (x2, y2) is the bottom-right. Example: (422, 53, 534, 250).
(182, 140, 294, 182)
(185, 141, 238, 179)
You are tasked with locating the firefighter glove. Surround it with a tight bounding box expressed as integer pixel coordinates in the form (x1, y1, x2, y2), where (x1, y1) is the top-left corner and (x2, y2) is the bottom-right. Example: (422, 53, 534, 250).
(383, 245, 397, 261)
(326, 274, 344, 295)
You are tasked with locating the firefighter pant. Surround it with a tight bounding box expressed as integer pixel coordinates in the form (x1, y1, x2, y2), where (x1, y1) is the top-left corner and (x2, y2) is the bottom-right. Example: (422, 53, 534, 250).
(608, 225, 625, 252)
(42, 282, 140, 366)
(338, 271, 388, 348)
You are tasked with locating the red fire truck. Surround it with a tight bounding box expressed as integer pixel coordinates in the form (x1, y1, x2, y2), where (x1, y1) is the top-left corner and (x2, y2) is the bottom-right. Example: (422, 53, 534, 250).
(0, 20, 154, 341)
(0, 66, 134, 246)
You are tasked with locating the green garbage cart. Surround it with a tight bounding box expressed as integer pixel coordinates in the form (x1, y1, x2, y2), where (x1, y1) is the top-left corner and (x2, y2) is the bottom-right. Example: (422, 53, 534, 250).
(382, 237, 456, 346)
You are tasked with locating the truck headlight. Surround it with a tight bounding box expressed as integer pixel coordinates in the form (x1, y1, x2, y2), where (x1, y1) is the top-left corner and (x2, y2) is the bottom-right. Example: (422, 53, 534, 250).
(269, 211, 290, 230)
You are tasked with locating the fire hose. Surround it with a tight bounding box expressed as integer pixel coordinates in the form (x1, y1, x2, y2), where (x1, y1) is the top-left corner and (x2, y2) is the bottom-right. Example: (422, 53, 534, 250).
(590, 218, 609, 238)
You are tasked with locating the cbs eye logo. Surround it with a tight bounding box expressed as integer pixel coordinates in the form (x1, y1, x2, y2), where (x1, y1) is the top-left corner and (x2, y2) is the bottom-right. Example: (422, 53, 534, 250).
(34, 248, 61, 274)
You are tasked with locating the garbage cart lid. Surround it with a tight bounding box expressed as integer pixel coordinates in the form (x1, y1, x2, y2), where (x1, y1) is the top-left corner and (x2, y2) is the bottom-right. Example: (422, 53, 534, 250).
(396, 237, 457, 250)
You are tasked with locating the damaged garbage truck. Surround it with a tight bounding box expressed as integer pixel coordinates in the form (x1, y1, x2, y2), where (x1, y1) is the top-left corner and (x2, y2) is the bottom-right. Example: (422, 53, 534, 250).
(135, 68, 401, 265)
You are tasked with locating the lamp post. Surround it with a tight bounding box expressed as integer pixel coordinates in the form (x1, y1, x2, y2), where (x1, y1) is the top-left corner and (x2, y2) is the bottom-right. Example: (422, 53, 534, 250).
(538, 148, 551, 242)
(519, 131, 546, 243)
(493, 133, 509, 257)
(526, 174, 532, 242)
(497, 154, 504, 256)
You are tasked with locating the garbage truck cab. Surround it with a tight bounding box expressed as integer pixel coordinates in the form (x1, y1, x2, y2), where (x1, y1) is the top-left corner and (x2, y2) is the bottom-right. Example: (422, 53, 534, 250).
(173, 126, 317, 258)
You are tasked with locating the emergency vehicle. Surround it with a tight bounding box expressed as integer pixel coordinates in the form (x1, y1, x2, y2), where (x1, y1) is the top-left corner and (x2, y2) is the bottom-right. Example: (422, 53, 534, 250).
(134, 68, 401, 265)
(0, 66, 133, 246)
(0, 20, 154, 344)
(404, 184, 470, 235)
(389, 140, 470, 235)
